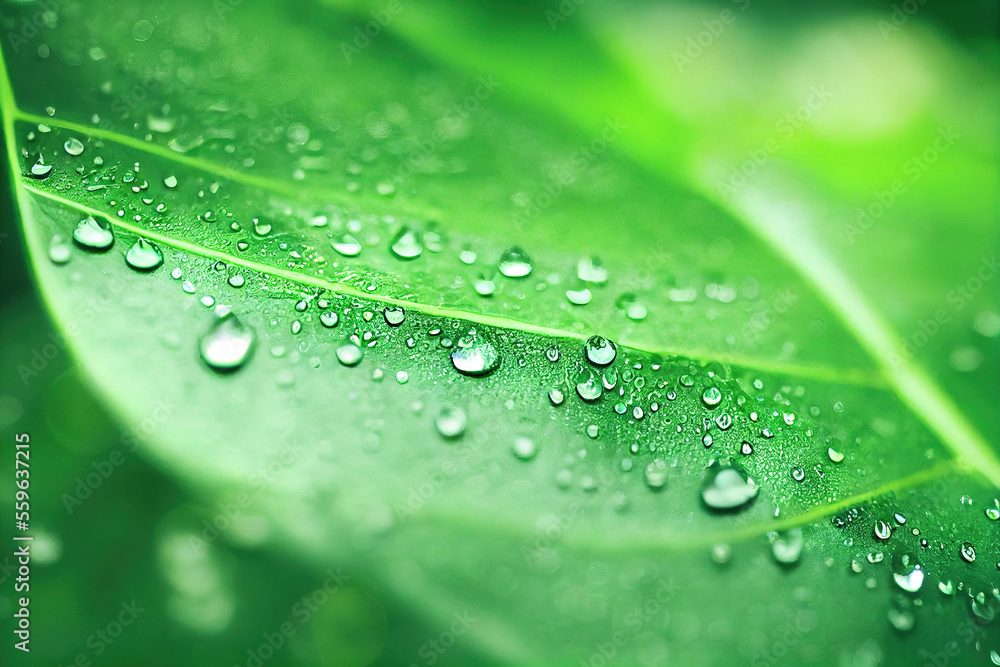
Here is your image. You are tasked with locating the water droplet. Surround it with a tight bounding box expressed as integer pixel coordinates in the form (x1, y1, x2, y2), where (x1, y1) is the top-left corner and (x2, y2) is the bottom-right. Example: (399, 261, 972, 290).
(791, 467, 805, 482)
(938, 580, 954, 595)
(63, 137, 84, 156)
(893, 512, 906, 525)
(986, 506, 1000, 520)
(320, 311, 339, 328)
(48, 235, 71, 264)
(450, 330, 499, 377)
(435, 407, 467, 439)
(181, 280, 195, 294)
(584, 335, 617, 367)
(378, 307, 405, 327)
(72, 216, 114, 251)
(625, 302, 648, 321)
(200, 314, 254, 372)
(701, 387, 722, 408)
(252, 218, 272, 236)
(585, 424, 599, 439)
(512, 437, 537, 460)
(459, 249, 477, 264)
(702, 433, 713, 448)
(701, 466, 758, 512)
(645, 459, 668, 490)
(545, 346, 560, 362)
(827, 447, 844, 463)
(498, 246, 532, 278)
(565, 287, 592, 305)
(331, 233, 362, 257)
(577, 256, 607, 284)
(892, 555, 924, 593)
(887, 605, 915, 632)
(29, 158, 52, 179)
(291, 320, 302, 335)
(575, 369, 603, 402)
(867, 551, 884, 563)
(874, 520, 892, 541)
(740, 441, 753, 456)
(548, 389, 564, 406)
(132, 19, 154, 42)
(715, 413, 733, 430)
(390, 228, 422, 260)
(125, 238, 163, 271)
(228, 275, 245, 288)
(770, 529, 803, 565)
(959, 542, 976, 563)
(163, 175, 178, 188)
(711, 544, 732, 565)
(473, 277, 496, 297)
(395, 370, 408, 384)
(335, 342, 363, 367)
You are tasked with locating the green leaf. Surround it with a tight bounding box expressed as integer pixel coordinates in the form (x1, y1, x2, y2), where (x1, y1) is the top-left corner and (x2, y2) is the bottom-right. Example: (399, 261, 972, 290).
(3, 1, 997, 665)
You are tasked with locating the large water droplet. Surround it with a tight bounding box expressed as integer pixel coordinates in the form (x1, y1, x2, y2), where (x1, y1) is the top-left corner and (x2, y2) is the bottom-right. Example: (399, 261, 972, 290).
(584, 335, 617, 367)
(390, 228, 422, 260)
(48, 235, 71, 264)
(892, 554, 924, 593)
(435, 407, 467, 439)
(498, 246, 532, 278)
(320, 311, 339, 328)
(163, 175, 178, 188)
(565, 287, 592, 306)
(575, 368, 603, 402)
(701, 387, 722, 408)
(450, 330, 499, 377)
(29, 158, 52, 179)
(701, 465, 759, 512)
(252, 217, 272, 236)
(125, 238, 163, 271)
(336, 342, 363, 367)
(383, 307, 405, 327)
(874, 520, 892, 541)
(770, 529, 803, 565)
(73, 216, 114, 251)
(200, 314, 255, 372)
(63, 137, 85, 156)
(331, 233, 362, 257)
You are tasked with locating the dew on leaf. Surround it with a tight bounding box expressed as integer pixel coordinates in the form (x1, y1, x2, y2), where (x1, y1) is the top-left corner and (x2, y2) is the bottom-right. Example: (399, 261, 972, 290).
(715, 413, 733, 430)
(163, 175, 178, 188)
(548, 389, 564, 406)
(959, 542, 976, 563)
(72, 216, 114, 251)
(383, 307, 405, 327)
(874, 520, 892, 541)
(701, 387, 722, 408)
(701, 465, 758, 512)
(828, 447, 844, 463)
(565, 288, 592, 305)
(200, 314, 254, 372)
(577, 256, 607, 284)
(252, 218, 272, 236)
(791, 467, 805, 482)
(48, 235, 71, 264)
(63, 137, 85, 156)
(498, 246, 533, 277)
(29, 159, 53, 179)
(125, 238, 163, 271)
(512, 437, 537, 460)
(938, 580, 954, 595)
(770, 529, 803, 565)
(584, 335, 617, 367)
(645, 459, 668, 490)
(585, 424, 599, 439)
(435, 407, 467, 439)
(335, 342, 363, 367)
(887, 606, 914, 633)
(575, 369, 603, 402)
(711, 544, 732, 565)
(891, 555, 924, 593)
(390, 228, 422, 260)
(474, 278, 496, 296)
(331, 233, 362, 257)
(450, 330, 499, 377)
(395, 371, 408, 384)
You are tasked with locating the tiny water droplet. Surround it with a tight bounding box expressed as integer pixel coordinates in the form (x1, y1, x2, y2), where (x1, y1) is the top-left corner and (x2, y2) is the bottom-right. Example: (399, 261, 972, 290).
(200, 314, 254, 372)
(29, 159, 53, 179)
(892, 556, 924, 593)
(383, 307, 405, 327)
(450, 330, 499, 377)
(874, 520, 892, 541)
(715, 413, 733, 430)
(938, 580, 954, 595)
(959, 542, 976, 563)
(125, 238, 163, 271)
(791, 467, 805, 482)
(565, 288, 592, 305)
(740, 441, 753, 455)
(701, 465, 758, 512)
(395, 370, 408, 384)
(459, 249, 477, 264)
(252, 218, 272, 236)
(435, 407, 467, 439)
(828, 447, 844, 463)
(548, 389, 564, 406)
(584, 335, 617, 367)
(711, 544, 732, 565)
(474, 278, 496, 297)
(512, 437, 537, 460)
(575, 369, 603, 402)
(390, 228, 422, 260)
(498, 246, 532, 278)
(585, 424, 599, 439)
(63, 137, 85, 156)
(72, 216, 114, 251)
(336, 342, 363, 367)
(228, 275, 245, 288)
(163, 175, 178, 188)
